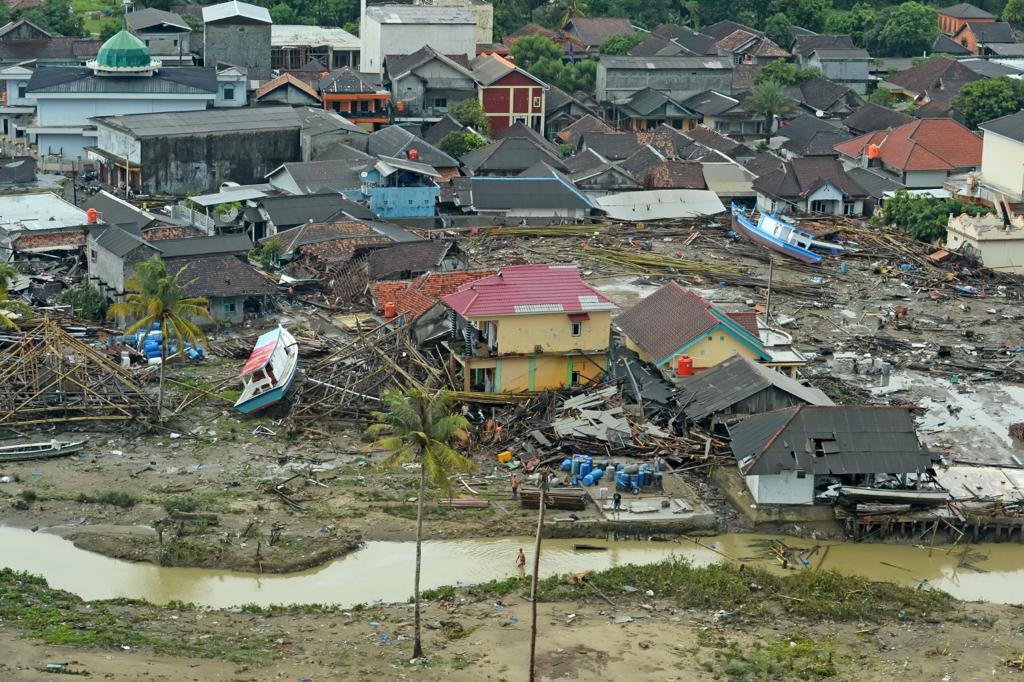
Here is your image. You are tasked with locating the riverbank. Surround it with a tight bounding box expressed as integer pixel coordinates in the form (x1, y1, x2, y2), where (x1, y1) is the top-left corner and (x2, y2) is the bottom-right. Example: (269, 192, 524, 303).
(2, 559, 1021, 681)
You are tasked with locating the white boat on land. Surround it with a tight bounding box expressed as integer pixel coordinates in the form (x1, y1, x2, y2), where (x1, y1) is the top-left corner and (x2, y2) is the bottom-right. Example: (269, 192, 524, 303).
(0, 439, 86, 462)
(234, 326, 299, 414)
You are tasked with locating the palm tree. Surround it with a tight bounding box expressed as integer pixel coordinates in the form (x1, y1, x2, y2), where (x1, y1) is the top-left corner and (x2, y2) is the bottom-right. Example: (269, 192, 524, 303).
(743, 80, 796, 147)
(558, 0, 589, 28)
(0, 286, 31, 331)
(107, 255, 211, 414)
(0, 262, 18, 291)
(367, 388, 472, 660)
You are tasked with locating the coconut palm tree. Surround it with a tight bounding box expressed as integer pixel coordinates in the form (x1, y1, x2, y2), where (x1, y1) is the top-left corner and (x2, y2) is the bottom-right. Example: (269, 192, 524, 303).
(0, 285, 31, 331)
(367, 388, 472, 660)
(0, 262, 18, 291)
(743, 79, 796, 146)
(107, 255, 211, 414)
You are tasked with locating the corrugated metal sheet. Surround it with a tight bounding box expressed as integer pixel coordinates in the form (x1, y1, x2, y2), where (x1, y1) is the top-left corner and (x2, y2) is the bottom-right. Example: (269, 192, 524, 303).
(202, 1, 271, 24)
(729, 406, 935, 476)
(366, 5, 474, 24)
(96, 107, 301, 138)
(595, 189, 725, 220)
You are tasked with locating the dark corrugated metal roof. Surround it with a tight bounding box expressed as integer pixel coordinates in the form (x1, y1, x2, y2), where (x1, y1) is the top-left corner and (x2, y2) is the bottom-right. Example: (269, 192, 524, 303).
(677, 354, 832, 421)
(94, 225, 153, 258)
(470, 175, 592, 211)
(154, 234, 253, 259)
(368, 125, 458, 169)
(729, 405, 935, 476)
(27, 66, 216, 94)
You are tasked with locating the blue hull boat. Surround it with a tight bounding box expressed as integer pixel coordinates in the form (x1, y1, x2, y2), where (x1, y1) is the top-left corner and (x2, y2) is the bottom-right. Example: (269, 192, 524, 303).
(730, 203, 843, 265)
(234, 326, 299, 414)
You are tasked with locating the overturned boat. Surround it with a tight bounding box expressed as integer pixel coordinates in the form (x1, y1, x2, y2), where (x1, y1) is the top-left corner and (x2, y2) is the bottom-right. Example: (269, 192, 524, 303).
(234, 326, 299, 414)
(730, 203, 844, 265)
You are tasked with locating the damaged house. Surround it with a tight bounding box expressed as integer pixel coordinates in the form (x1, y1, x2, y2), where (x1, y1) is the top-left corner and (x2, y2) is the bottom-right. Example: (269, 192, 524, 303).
(728, 405, 938, 505)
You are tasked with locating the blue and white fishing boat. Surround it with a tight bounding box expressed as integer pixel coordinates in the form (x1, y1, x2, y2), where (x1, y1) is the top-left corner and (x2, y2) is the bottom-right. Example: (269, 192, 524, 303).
(234, 326, 299, 414)
(730, 203, 844, 265)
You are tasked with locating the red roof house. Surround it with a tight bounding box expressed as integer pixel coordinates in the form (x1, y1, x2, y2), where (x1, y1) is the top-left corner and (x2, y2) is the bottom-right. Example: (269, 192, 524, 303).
(443, 263, 615, 318)
(833, 118, 981, 187)
(369, 270, 494, 322)
(471, 53, 547, 135)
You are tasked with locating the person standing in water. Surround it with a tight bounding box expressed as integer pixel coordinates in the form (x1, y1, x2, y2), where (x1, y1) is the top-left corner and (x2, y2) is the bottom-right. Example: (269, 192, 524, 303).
(516, 547, 526, 576)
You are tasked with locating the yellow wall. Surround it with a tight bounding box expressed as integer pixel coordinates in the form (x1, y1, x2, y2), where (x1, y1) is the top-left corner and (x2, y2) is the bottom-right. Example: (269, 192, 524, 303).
(666, 334, 760, 370)
(471, 311, 612, 355)
(467, 353, 607, 392)
(982, 132, 1024, 197)
(624, 336, 652, 364)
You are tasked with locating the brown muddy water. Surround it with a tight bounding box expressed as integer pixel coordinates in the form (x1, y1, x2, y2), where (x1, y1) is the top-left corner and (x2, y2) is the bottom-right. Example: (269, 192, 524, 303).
(2, 527, 1023, 608)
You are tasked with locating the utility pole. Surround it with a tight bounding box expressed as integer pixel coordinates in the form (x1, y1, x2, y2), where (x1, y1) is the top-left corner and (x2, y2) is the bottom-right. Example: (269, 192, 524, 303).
(765, 256, 774, 324)
(528, 467, 548, 682)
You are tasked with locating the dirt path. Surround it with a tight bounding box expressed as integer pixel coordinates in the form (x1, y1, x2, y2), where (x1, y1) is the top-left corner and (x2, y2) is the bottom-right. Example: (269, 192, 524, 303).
(2, 596, 1022, 681)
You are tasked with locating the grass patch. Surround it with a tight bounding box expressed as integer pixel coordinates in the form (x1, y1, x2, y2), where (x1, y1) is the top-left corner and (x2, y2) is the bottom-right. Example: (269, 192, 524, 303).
(76, 491, 138, 508)
(0, 568, 275, 663)
(19, 489, 38, 503)
(162, 491, 233, 515)
(427, 558, 953, 622)
(710, 634, 844, 680)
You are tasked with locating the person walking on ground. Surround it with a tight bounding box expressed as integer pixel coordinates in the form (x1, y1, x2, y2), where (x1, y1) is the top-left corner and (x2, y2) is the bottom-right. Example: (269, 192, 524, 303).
(613, 492, 622, 519)
(510, 473, 520, 498)
(516, 547, 526, 577)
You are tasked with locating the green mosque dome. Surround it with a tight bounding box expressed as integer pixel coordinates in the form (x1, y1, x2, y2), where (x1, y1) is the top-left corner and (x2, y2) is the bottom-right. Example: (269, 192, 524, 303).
(94, 29, 156, 71)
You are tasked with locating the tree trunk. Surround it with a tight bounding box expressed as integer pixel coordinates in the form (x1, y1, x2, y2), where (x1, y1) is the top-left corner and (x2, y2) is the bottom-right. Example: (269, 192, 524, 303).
(413, 443, 426, 660)
(528, 471, 547, 682)
(764, 111, 773, 147)
(157, 331, 167, 417)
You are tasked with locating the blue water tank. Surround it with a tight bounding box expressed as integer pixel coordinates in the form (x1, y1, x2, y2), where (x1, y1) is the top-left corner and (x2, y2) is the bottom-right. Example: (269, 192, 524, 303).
(591, 468, 603, 481)
(561, 458, 572, 472)
(580, 460, 593, 478)
(583, 473, 595, 487)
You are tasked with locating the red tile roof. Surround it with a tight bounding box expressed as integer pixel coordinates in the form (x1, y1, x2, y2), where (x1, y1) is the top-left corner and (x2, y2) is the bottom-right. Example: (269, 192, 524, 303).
(255, 73, 321, 101)
(833, 118, 981, 172)
(370, 270, 495, 321)
(616, 281, 764, 364)
(442, 264, 617, 318)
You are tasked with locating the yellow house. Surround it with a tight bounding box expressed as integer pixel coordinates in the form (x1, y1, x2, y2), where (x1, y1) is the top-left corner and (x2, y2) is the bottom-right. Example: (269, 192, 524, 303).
(442, 264, 617, 392)
(616, 281, 773, 374)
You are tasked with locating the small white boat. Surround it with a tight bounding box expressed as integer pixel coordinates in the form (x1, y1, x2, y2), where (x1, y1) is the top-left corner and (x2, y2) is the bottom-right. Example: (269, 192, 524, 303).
(0, 439, 86, 462)
(731, 203, 845, 264)
(234, 326, 299, 414)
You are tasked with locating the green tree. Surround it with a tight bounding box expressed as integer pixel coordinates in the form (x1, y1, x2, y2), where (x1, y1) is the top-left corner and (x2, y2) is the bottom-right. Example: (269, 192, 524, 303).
(58, 283, 108, 322)
(511, 35, 563, 70)
(107, 256, 211, 414)
(824, 3, 877, 46)
(881, 190, 985, 242)
(0, 262, 17, 291)
(764, 13, 793, 47)
(439, 130, 487, 158)
(744, 80, 797, 146)
(15, 0, 83, 37)
(867, 88, 896, 107)
(366, 388, 471, 661)
(555, 0, 589, 26)
(270, 3, 296, 23)
(599, 32, 645, 55)
(250, 237, 283, 270)
(450, 99, 492, 136)
(952, 77, 1024, 129)
(1004, 0, 1024, 24)
(98, 21, 121, 41)
(771, 0, 832, 32)
(867, 2, 938, 57)
(755, 58, 822, 86)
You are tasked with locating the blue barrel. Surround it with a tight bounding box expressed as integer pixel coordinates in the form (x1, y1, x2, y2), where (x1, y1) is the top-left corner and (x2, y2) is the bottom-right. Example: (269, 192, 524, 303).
(630, 473, 639, 488)
(151, 322, 161, 331)
(583, 473, 595, 486)
(561, 458, 572, 472)
(571, 475, 579, 487)
(580, 461, 593, 478)
(592, 468, 603, 481)
(146, 350, 161, 359)
(571, 457, 581, 476)
(615, 463, 624, 471)
(615, 471, 627, 490)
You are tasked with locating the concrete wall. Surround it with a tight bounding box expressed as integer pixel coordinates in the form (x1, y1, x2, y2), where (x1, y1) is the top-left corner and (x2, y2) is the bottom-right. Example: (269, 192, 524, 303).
(811, 57, 870, 84)
(135, 29, 190, 56)
(661, 328, 760, 370)
(434, 0, 493, 44)
(981, 131, 1024, 197)
(210, 295, 245, 324)
(35, 132, 94, 159)
(35, 96, 210, 126)
(596, 63, 733, 104)
(204, 23, 272, 80)
(138, 127, 300, 195)
(902, 169, 951, 188)
(88, 240, 155, 297)
(216, 79, 247, 107)
(5, 78, 33, 105)
(362, 21, 475, 74)
(476, 310, 612, 355)
(392, 61, 477, 115)
(468, 352, 606, 391)
(745, 471, 815, 505)
(96, 125, 141, 164)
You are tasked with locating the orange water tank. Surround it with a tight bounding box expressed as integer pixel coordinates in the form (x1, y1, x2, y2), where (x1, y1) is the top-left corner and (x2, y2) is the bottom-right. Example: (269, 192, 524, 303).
(676, 356, 694, 377)
(383, 302, 397, 318)
(86, 208, 98, 224)
(408, 148, 419, 160)
(866, 144, 881, 160)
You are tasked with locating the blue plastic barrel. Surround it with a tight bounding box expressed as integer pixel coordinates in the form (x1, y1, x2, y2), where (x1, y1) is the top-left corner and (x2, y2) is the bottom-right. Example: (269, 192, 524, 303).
(583, 473, 595, 486)
(592, 468, 603, 481)
(571, 475, 579, 487)
(561, 458, 572, 472)
(580, 461, 593, 478)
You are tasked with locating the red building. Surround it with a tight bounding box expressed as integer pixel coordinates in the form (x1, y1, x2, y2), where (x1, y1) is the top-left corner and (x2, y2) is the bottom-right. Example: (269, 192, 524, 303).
(937, 3, 994, 36)
(471, 54, 546, 134)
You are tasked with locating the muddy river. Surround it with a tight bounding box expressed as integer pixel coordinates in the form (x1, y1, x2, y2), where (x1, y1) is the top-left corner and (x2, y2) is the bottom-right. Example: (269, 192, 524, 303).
(2, 527, 1023, 608)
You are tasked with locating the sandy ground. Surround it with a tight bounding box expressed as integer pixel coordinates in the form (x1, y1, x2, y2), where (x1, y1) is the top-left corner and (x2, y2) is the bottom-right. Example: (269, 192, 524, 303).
(2, 598, 1023, 681)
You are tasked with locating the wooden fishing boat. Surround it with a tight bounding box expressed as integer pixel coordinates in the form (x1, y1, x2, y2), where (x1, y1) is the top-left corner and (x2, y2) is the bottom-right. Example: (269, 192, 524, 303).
(572, 544, 608, 551)
(730, 203, 844, 265)
(234, 326, 299, 414)
(0, 439, 86, 462)
(837, 486, 950, 506)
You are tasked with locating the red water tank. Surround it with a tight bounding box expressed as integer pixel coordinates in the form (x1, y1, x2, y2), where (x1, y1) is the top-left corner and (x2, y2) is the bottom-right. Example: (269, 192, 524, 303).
(407, 148, 419, 160)
(86, 208, 98, 224)
(383, 302, 397, 318)
(676, 356, 694, 377)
